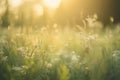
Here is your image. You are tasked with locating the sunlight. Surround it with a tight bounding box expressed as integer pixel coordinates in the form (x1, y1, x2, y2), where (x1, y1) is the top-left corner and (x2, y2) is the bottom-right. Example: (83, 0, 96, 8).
(33, 4, 44, 16)
(43, 0, 62, 9)
(9, 0, 23, 8)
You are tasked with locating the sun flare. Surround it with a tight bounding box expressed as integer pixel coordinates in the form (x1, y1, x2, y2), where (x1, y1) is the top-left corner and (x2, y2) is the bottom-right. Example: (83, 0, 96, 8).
(34, 4, 44, 16)
(43, 0, 62, 9)
(9, 0, 23, 7)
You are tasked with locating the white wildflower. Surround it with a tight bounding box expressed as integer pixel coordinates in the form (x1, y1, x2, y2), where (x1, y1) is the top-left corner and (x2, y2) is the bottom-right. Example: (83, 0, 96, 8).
(112, 50, 120, 57)
(54, 57, 60, 62)
(47, 63, 52, 68)
(22, 65, 29, 70)
(112, 50, 120, 61)
(85, 67, 89, 70)
(1, 56, 8, 62)
(112, 53, 117, 57)
(12, 66, 22, 71)
(71, 51, 76, 54)
(71, 55, 79, 61)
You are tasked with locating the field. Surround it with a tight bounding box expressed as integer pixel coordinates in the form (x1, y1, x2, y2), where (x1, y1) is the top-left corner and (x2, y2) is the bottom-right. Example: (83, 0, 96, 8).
(0, 22, 120, 80)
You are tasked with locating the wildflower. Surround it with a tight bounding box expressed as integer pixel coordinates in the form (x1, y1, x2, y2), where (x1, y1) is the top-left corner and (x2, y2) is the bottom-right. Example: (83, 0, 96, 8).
(71, 51, 75, 54)
(85, 67, 89, 70)
(84, 66, 89, 74)
(71, 55, 78, 61)
(17, 47, 24, 52)
(110, 16, 114, 23)
(112, 50, 120, 57)
(112, 50, 120, 61)
(112, 53, 117, 57)
(12, 66, 22, 71)
(85, 14, 98, 27)
(22, 65, 29, 70)
(71, 54, 80, 64)
(17, 47, 28, 53)
(79, 62, 82, 65)
(47, 63, 52, 68)
(53, 57, 60, 62)
(1, 56, 8, 62)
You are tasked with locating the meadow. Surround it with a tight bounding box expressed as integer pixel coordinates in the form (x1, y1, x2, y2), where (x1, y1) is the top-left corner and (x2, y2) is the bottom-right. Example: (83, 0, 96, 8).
(0, 21, 120, 80)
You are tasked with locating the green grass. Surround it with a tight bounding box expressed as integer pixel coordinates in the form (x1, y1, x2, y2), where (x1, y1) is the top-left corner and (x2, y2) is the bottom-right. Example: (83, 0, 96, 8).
(0, 23, 120, 80)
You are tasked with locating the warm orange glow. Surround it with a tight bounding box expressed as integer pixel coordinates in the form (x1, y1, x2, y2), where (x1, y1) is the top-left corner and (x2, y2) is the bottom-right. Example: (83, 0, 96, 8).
(43, 0, 61, 9)
(9, 0, 23, 7)
(33, 4, 44, 16)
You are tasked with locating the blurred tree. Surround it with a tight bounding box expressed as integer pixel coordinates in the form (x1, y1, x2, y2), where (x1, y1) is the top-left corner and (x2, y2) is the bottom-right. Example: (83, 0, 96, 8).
(1, 0, 10, 28)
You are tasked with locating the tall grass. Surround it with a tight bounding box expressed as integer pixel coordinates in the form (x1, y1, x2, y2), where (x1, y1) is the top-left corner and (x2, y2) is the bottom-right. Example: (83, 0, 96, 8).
(0, 22, 120, 80)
